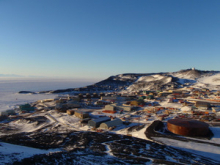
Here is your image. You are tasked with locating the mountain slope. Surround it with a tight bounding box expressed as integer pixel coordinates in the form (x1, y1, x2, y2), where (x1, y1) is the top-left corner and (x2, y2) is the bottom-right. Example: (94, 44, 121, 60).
(23, 69, 220, 94)
(93, 69, 220, 92)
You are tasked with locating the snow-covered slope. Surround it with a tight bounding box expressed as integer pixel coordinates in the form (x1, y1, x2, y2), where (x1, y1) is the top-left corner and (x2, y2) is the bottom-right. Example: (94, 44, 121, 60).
(36, 69, 220, 93)
(124, 69, 220, 92)
(190, 72, 220, 90)
(197, 72, 220, 86)
(170, 69, 204, 80)
(127, 75, 172, 91)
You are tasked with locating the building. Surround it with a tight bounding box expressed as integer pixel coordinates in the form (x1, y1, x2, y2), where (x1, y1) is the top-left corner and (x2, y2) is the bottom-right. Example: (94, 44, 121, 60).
(66, 101, 81, 108)
(88, 117, 111, 128)
(74, 111, 90, 119)
(119, 105, 134, 111)
(120, 94, 137, 99)
(105, 104, 134, 112)
(99, 118, 123, 130)
(66, 110, 75, 115)
(19, 104, 35, 112)
(6, 109, 15, 115)
(55, 101, 80, 112)
(195, 101, 210, 110)
(130, 100, 139, 106)
(158, 92, 172, 97)
(105, 104, 116, 111)
(68, 96, 80, 101)
(55, 103, 68, 112)
(143, 91, 155, 95)
(95, 100, 111, 106)
(101, 96, 128, 102)
(0, 111, 8, 116)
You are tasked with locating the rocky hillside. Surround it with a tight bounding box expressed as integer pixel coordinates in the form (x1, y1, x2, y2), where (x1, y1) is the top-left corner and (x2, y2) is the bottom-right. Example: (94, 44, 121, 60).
(92, 68, 219, 92)
(1, 124, 219, 165)
(19, 69, 220, 94)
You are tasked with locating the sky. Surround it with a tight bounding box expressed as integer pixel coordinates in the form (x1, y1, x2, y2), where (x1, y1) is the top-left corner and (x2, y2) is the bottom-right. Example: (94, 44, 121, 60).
(1, 0, 220, 80)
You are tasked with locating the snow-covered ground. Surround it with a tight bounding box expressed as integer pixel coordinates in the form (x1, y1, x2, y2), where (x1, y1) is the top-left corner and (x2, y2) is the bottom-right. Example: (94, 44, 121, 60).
(154, 127, 220, 161)
(171, 71, 199, 80)
(0, 142, 61, 164)
(179, 72, 220, 90)
(126, 74, 172, 91)
(191, 72, 220, 91)
(197, 73, 220, 86)
(137, 75, 171, 83)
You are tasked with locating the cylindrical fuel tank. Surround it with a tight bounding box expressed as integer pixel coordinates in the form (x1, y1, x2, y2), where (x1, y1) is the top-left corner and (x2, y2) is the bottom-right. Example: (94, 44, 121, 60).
(167, 119, 209, 136)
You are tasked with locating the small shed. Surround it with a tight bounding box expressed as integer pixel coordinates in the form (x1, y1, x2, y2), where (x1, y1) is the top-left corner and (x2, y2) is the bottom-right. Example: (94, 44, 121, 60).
(99, 118, 122, 130)
(66, 110, 75, 115)
(88, 117, 111, 128)
(19, 104, 35, 112)
(130, 101, 139, 106)
(74, 111, 90, 119)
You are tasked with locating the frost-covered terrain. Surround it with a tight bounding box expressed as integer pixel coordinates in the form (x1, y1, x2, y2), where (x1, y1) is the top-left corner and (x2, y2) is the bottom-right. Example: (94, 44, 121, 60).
(0, 98, 220, 164)
(193, 72, 220, 90)
(127, 75, 172, 91)
(0, 142, 61, 164)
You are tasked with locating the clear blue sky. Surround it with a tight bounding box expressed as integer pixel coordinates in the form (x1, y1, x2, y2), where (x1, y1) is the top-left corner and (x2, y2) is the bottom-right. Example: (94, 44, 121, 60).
(1, 0, 220, 80)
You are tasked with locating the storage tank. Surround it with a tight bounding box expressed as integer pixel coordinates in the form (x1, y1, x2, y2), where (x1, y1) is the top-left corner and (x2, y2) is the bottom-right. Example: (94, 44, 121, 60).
(167, 119, 209, 137)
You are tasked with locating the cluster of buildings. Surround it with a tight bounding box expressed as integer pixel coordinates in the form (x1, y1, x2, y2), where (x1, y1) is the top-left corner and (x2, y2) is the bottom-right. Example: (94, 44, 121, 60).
(1, 87, 220, 136)
(57, 89, 220, 131)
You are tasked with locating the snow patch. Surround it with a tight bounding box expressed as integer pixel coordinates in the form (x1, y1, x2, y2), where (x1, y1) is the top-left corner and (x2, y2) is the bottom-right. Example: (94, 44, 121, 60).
(0, 142, 61, 164)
